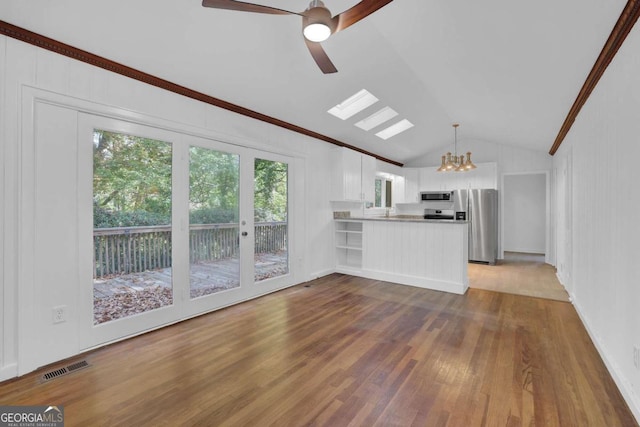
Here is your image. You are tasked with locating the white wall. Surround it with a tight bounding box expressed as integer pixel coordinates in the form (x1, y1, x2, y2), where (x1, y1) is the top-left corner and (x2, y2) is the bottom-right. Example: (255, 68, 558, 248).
(405, 138, 553, 173)
(0, 35, 337, 380)
(553, 23, 640, 421)
(503, 173, 546, 253)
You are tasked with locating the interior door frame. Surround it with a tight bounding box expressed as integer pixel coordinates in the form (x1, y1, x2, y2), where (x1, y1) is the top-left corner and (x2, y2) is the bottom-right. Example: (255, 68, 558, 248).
(499, 170, 551, 263)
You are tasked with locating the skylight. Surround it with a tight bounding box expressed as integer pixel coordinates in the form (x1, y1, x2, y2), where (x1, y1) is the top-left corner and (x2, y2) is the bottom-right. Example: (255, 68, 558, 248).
(327, 89, 379, 120)
(375, 119, 414, 140)
(355, 107, 398, 131)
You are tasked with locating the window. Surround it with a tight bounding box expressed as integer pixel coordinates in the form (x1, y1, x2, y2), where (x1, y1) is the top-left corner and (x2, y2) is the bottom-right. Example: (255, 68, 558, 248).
(374, 177, 392, 208)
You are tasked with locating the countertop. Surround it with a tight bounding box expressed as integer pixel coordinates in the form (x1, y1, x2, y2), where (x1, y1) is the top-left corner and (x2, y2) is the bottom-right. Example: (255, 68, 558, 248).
(335, 215, 468, 224)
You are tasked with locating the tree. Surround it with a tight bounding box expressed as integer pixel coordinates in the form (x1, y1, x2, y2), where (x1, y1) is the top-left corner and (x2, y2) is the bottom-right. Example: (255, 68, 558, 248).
(93, 130, 288, 227)
(93, 130, 172, 227)
(254, 159, 288, 222)
(189, 146, 239, 224)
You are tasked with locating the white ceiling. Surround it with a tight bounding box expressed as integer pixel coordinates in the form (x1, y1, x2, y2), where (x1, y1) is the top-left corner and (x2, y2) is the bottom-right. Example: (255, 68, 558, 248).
(1, 0, 627, 164)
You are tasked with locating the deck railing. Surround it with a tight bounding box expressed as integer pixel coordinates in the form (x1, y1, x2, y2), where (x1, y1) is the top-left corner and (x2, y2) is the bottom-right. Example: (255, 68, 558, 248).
(94, 222, 287, 278)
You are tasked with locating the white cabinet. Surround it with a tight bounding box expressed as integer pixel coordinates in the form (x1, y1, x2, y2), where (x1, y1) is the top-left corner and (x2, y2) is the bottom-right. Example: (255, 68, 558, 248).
(418, 162, 497, 191)
(342, 148, 362, 200)
(335, 220, 363, 271)
(360, 154, 376, 203)
(392, 176, 405, 204)
(403, 168, 419, 202)
(332, 148, 376, 203)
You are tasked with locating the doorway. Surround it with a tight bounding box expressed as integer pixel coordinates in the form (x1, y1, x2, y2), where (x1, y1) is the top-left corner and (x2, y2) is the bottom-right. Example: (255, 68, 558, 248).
(79, 114, 296, 348)
(501, 172, 550, 262)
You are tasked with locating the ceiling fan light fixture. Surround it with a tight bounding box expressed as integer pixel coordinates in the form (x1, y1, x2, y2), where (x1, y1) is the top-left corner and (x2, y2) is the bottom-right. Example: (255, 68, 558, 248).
(302, 1, 334, 42)
(303, 22, 331, 42)
(202, 0, 396, 74)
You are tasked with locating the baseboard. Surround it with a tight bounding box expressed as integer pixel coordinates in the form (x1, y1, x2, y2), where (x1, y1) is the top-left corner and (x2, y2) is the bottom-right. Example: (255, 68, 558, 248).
(504, 248, 545, 255)
(572, 299, 640, 423)
(355, 269, 468, 295)
(0, 363, 18, 382)
(308, 268, 335, 281)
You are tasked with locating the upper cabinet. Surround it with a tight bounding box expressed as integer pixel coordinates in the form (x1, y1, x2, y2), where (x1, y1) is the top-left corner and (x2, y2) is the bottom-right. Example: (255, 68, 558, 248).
(332, 148, 376, 203)
(360, 154, 376, 203)
(418, 162, 497, 191)
(402, 168, 420, 202)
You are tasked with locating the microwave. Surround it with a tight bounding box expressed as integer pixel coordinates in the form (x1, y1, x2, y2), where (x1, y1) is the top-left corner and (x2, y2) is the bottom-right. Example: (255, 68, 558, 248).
(420, 191, 454, 202)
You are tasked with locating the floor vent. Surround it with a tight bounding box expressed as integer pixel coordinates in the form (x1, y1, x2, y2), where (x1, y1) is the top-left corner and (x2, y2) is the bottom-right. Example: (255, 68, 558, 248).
(66, 360, 90, 372)
(41, 360, 90, 382)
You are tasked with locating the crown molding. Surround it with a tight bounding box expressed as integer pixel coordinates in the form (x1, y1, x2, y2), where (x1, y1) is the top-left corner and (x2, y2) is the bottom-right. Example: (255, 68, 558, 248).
(0, 19, 403, 167)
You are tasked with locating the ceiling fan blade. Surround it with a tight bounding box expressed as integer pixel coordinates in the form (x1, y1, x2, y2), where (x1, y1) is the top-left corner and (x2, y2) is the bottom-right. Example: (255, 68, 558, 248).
(304, 38, 338, 74)
(333, 0, 394, 33)
(202, 0, 302, 16)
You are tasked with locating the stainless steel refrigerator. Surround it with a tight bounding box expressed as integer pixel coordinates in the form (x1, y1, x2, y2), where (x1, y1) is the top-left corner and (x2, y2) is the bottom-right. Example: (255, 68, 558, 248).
(454, 189, 498, 264)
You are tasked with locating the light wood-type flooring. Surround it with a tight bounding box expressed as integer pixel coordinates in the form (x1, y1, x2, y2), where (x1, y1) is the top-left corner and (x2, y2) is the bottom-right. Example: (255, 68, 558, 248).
(469, 252, 570, 302)
(0, 274, 636, 426)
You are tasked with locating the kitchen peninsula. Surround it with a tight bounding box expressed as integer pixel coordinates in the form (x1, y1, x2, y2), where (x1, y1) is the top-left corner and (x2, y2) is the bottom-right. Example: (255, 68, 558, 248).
(334, 217, 469, 294)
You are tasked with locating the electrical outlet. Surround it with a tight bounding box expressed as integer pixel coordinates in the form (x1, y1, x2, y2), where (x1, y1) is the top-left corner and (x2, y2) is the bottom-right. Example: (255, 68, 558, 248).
(634, 346, 640, 370)
(52, 305, 66, 324)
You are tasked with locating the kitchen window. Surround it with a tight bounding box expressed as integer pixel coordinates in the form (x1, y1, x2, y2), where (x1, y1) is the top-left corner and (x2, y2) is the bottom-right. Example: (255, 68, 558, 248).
(375, 177, 392, 208)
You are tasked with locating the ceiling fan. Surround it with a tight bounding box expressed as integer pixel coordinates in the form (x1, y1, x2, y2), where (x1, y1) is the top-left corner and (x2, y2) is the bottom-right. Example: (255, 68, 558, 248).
(202, 0, 394, 74)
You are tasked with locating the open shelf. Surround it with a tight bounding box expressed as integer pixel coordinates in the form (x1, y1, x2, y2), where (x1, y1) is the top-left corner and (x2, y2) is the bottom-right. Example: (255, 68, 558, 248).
(335, 220, 363, 270)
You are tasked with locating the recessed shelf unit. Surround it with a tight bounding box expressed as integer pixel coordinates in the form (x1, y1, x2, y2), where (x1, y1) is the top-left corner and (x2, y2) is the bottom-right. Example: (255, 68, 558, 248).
(335, 220, 363, 270)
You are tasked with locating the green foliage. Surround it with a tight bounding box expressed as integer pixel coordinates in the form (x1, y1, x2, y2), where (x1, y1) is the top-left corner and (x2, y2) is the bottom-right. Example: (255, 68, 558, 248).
(254, 158, 288, 222)
(93, 203, 170, 228)
(189, 207, 238, 224)
(93, 130, 172, 227)
(189, 146, 239, 221)
(93, 130, 288, 228)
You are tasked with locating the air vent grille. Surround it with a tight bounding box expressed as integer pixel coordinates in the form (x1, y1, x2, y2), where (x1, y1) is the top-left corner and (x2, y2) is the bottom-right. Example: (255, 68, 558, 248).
(41, 360, 90, 382)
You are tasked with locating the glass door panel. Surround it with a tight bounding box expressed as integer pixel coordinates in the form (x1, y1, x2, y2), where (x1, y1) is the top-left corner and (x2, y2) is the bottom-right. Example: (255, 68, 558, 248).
(83, 113, 297, 348)
(189, 146, 240, 298)
(254, 158, 289, 282)
(92, 130, 173, 325)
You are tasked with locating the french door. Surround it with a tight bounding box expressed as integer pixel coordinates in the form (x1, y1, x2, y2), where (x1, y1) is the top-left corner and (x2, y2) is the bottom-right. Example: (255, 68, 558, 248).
(79, 114, 294, 348)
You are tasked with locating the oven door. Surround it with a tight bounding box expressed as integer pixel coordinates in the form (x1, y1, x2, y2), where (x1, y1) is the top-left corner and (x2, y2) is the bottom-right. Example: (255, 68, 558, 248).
(424, 209, 455, 220)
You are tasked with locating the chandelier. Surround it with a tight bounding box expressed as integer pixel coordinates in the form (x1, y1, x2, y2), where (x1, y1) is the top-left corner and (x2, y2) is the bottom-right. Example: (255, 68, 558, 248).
(437, 123, 476, 172)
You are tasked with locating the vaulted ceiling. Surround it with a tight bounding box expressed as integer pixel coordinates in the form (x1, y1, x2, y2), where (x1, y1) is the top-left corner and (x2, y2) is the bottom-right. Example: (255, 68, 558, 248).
(0, 0, 630, 164)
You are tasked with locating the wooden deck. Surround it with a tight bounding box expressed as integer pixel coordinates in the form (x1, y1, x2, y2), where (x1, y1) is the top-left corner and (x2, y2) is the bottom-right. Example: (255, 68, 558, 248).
(94, 252, 288, 297)
(93, 252, 287, 324)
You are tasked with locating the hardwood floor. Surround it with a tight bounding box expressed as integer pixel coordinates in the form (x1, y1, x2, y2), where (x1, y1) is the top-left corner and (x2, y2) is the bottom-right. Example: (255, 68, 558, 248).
(1, 274, 636, 426)
(469, 252, 570, 302)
